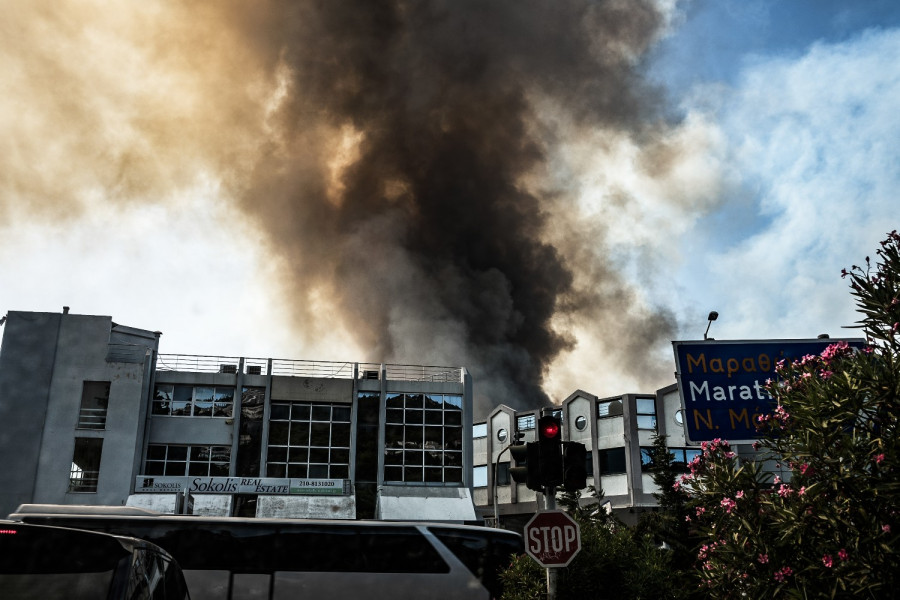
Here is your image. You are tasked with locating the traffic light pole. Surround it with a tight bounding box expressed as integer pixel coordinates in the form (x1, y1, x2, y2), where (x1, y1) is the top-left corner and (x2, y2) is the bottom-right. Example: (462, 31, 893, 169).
(492, 444, 511, 528)
(544, 484, 558, 600)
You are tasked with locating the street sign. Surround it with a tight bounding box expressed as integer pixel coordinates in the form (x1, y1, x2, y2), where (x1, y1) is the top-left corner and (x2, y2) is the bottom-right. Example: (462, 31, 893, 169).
(673, 338, 865, 443)
(524, 510, 581, 568)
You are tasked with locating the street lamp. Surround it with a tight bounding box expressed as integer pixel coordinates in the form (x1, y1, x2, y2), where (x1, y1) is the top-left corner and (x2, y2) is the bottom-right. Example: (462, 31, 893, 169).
(704, 311, 718, 340)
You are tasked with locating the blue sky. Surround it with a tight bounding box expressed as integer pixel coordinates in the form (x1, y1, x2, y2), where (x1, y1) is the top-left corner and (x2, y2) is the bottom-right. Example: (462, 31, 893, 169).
(1, 1, 898, 402)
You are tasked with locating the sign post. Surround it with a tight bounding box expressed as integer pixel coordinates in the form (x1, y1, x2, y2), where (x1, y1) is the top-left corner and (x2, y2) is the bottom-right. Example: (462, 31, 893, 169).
(524, 507, 581, 599)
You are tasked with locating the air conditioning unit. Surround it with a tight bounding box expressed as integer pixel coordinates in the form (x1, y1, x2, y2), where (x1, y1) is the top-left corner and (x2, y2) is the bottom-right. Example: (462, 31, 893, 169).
(362, 370, 379, 380)
(219, 364, 237, 374)
(246, 365, 262, 375)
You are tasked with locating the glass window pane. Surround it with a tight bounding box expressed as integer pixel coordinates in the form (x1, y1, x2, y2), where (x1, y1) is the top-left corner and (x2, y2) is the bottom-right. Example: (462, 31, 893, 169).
(309, 423, 330, 446)
(385, 425, 404, 445)
(288, 447, 309, 463)
(267, 446, 286, 463)
(308, 464, 328, 478)
(269, 422, 289, 445)
(332, 405, 351, 422)
(164, 462, 186, 476)
(637, 415, 657, 430)
(190, 447, 209, 461)
(209, 462, 229, 477)
(386, 394, 404, 409)
(636, 398, 656, 415)
(385, 449, 403, 466)
(444, 411, 462, 426)
(331, 423, 351, 446)
(309, 448, 329, 464)
(386, 408, 404, 424)
(188, 462, 208, 476)
(444, 467, 463, 483)
(405, 394, 424, 409)
(145, 461, 164, 476)
(167, 446, 188, 460)
(147, 445, 167, 460)
(270, 403, 290, 420)
(473, 465, 488, 487)
(291, 403, 311, 421)
(425, 467, 443, 483)
(268, 463, 286, 478)
(424, 411, 443, 425)
(384, 466, 402, 482)
(330, 464, 349, 479)
(311, 405, 331, 421)
(443, 395, 462, 409)
(288, 464, 308, 478)
(331, 448, 349, 464)
(472, 423, 487, 439)
(290, 422, 310, 445)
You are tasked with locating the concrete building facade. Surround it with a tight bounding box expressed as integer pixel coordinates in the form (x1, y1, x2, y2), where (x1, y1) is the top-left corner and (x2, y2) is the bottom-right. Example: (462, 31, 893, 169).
(472, 385, 705, 527)
(0, 310, 475, 522)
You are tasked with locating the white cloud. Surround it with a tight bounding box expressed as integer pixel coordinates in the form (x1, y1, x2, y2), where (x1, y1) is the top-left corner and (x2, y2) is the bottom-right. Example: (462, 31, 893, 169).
(677, 27, 900, 342)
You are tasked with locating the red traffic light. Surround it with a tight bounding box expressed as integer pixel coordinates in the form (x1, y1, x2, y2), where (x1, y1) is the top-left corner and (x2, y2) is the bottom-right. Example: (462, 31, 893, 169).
(538, 416, 560, 440)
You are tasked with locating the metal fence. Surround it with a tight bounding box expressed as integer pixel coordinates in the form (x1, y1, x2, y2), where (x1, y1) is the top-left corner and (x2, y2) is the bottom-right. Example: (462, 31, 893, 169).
(155, 354, 463, 383)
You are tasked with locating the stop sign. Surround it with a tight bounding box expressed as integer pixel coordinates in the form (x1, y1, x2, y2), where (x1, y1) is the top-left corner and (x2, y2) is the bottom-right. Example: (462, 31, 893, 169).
(524, 510, 581, 567)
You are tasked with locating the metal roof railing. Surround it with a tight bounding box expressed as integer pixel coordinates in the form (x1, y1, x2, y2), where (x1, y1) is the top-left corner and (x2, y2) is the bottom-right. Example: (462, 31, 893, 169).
(155, 354, 463, 383)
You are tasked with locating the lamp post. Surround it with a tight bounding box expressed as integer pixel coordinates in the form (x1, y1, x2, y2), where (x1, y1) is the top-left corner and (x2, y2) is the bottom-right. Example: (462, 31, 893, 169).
(704, 310, 719, 340)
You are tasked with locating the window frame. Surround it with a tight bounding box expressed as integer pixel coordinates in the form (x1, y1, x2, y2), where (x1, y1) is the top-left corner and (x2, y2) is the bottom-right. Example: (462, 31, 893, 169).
(266, 401, 352, 480)
(383, 393, 464, 485)
(152, 384, 234, 418)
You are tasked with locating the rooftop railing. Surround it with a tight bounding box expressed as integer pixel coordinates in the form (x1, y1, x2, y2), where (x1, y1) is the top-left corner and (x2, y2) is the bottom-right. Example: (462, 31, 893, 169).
(155, 354, 463, 383)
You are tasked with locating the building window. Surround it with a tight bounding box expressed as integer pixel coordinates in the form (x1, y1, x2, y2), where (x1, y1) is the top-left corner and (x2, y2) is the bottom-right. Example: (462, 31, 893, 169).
(69, 438, 103, 492)
(267, 402, 351, 479)
(145, 444, 231, 476)
(574, 415, 587, 431)
(497, 428, 508, 443)
(473, 465, 488, 487)
(597, 399, 623, 418)
(384, 393, 464, 484)
(496, 462, 510, 486)
(517, 414, 535, 431)
(473, 423, 487, 439)
(77, 381, 110, 429)
(598, 447, 627, 475)
(152, 384, 234, 418)
(640, 447, 702, 472)
(636, 398, 657, 430)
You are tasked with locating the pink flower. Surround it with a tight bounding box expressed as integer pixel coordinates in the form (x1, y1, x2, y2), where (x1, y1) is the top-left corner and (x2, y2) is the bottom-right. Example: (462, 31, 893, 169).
(874, 454, 885, 465)
(823, 554, 833, 568)
(720, 497, 737, 514)
(838, 549, 849, 561)
(883, 524, 891, 534)
(798, 486, 806, 496)
(736, 490, 744, 499)
(773, 476, 782, 485)
(799, 463, 811, 475)
(777, 484, 792, 498)
(695, 506, 706, 517)
(758, 554, 769, 564)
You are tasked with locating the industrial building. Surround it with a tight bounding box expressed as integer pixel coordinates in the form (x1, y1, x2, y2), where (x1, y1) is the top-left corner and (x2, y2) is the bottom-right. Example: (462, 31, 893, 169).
(0, 309, 475, 522)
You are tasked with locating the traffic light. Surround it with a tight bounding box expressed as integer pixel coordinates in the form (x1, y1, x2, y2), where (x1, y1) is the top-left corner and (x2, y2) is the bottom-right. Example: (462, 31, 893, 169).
(562, 441, 588, 492)
(509, 440, 541, 491)
(537, 415, 563, 488)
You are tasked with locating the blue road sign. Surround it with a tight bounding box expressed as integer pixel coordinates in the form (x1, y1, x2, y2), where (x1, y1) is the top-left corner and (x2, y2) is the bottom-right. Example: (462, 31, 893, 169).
(673, 339, 865, 443)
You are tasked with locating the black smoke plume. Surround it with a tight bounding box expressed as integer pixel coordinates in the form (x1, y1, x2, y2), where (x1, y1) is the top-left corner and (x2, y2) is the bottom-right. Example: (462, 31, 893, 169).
(225, 0, 676, 417)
